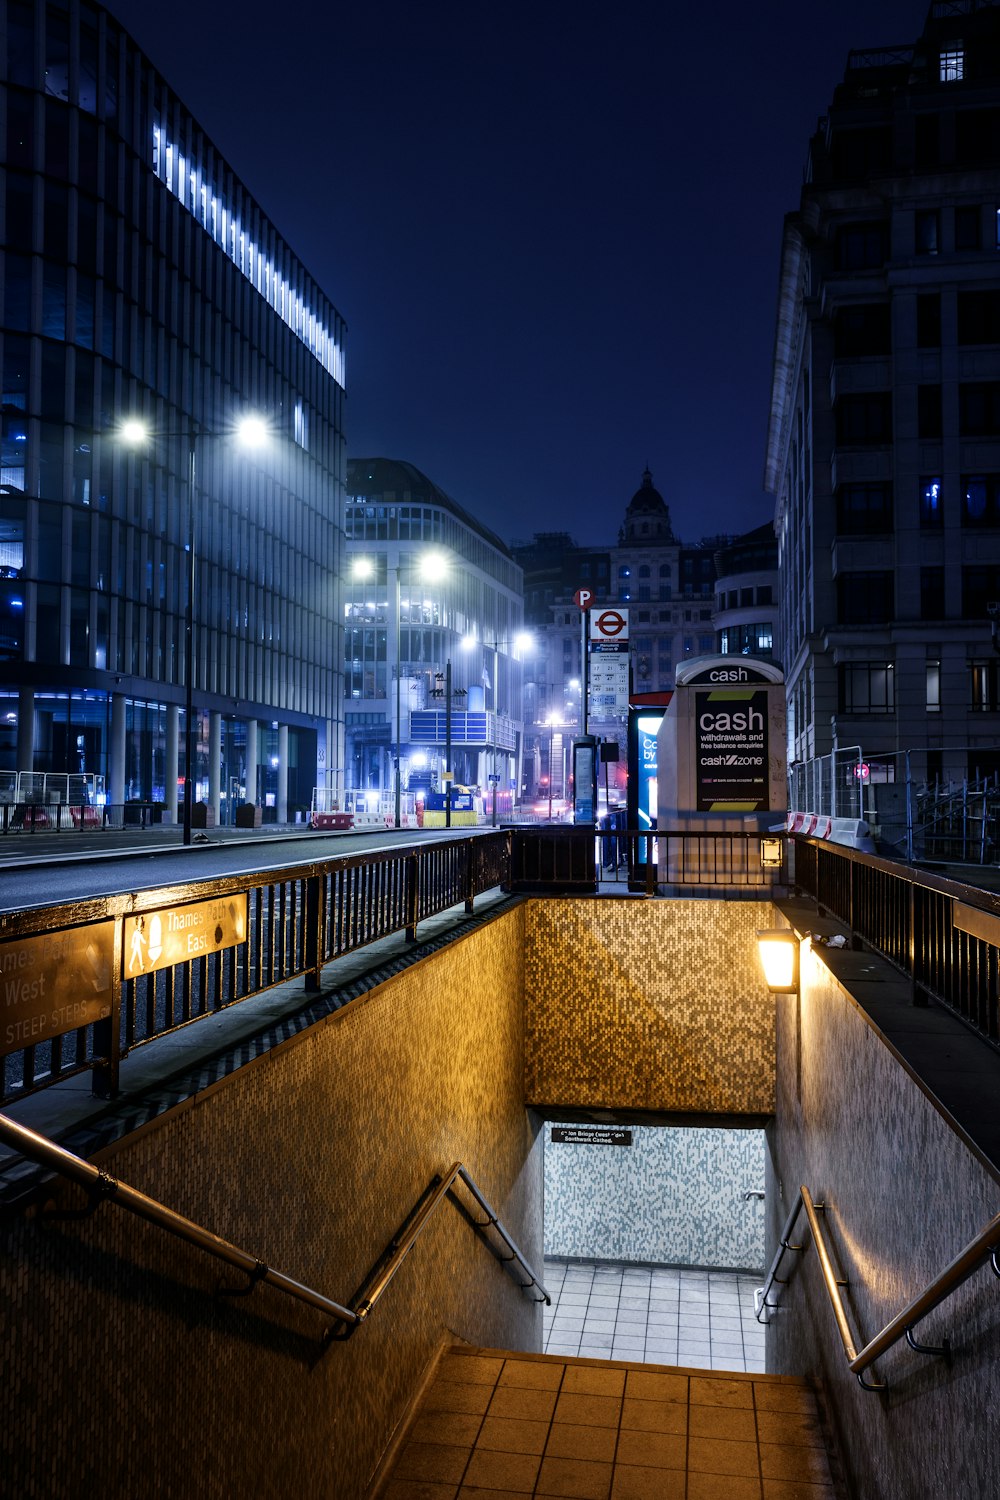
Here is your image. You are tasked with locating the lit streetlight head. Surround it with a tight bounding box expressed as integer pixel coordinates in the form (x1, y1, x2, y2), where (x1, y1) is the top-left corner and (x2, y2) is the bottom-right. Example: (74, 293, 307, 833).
(514, 631, 534, 654)
(119, 418, 148, 447)
(419, 552, 448, 582)
(461, 633, 478, 651)
(236, 414, 269, 449)
(351, 556, 375, 580)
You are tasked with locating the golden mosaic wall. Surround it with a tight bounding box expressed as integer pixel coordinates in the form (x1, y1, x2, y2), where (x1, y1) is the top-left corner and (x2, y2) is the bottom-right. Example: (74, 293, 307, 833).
(524, 899, 776, 1116)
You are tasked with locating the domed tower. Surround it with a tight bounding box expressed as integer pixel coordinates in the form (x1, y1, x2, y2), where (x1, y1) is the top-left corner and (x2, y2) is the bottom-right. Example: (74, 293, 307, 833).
(619, 467, 676, 545)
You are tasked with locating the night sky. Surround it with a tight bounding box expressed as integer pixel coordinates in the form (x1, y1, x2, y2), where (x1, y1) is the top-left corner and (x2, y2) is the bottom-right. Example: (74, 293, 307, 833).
(107, 0, 925, 548)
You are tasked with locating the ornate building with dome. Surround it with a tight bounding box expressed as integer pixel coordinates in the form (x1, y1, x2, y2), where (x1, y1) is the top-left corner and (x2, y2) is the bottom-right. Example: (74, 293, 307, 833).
(512, 468, 724, 804)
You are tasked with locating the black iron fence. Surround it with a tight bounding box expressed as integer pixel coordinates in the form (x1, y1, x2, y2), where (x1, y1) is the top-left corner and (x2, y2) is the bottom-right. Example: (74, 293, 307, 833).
(0, 801, 168, 833)
(793, 835, 1000, 1050)
(1, 831, 510, 1106)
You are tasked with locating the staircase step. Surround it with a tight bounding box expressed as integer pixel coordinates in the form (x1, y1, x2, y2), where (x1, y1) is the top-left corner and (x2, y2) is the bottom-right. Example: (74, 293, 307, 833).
(378, 1345, 837, 1499)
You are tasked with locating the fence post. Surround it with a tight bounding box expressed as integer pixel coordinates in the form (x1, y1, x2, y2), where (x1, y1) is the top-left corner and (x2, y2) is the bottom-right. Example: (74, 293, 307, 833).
(303, 873, 322, 991)
(91, 919, 124, 1099)
(406, 853, 420, 942)
(464, 837, 475, 915)
(910, 882, 927, 1006)
(645, 833, 657, 896)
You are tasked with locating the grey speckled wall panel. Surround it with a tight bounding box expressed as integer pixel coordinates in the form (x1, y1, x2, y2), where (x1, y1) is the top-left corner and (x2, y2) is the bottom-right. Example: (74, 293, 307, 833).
(0, 906, 542, 1500)
(525, 899, 776, 1115)
(544, 1122, 766, 1269)
(768, 942, 1000, 1500)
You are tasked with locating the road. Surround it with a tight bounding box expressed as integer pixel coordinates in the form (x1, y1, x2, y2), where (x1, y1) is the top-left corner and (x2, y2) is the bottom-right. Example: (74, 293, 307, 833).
(0, 826, 496, 914)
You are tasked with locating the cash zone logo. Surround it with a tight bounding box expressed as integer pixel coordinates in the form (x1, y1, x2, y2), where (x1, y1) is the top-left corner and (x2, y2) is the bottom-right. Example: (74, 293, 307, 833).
(700, 754, 763, 767)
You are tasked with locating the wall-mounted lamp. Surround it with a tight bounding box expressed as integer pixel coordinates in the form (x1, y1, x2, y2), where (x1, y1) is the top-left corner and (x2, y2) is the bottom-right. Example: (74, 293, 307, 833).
(760, 837, 784, 869)
(756, 929, 799, 993)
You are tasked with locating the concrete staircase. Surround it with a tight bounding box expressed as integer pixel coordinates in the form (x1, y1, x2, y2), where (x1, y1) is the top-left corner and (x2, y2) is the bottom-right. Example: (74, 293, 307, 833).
(375, 1344, 838, 1499)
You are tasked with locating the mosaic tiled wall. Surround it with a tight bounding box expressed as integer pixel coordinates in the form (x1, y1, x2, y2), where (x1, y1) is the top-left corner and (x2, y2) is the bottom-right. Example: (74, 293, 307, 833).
(769, 943, 1000, 1500)
(0, 906, 541, 1500)
(544, 1122, 766, 1269)
(524, 899, 776, 1115)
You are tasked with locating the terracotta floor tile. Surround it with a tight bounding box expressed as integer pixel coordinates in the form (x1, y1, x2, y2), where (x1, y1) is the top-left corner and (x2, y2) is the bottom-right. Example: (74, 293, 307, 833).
(383, 1480, 460, 1500)
(623, 1370, 688, 1404)
(756, 1410, 825, 1448)
(609, 1463, 686, 1500)
(395, 1440, 471, 1484)
(487, 1384, 559, 1422)
(759, 1443, 832, 1484)
(476, 1416, 551, 1456)
(440, 1353, 504, 1386)
(614, 1428, 686, 1471)
(424, 1380, 495, 1416)
(762, 1480, 837, 1500)
(553, 1391, 623, 1428)
(536, 1454, 614, 1499)
(620, 1396, 687, 1436)
(688, 1435, 762, 1478)
(752, 1382, 816, 1414)
(499, 1358, 565, 1391)
(545, 1421, 618, 1464)
(687, 1472, 762, 1500)
(462, 1446, 541, 1493)
(689, 1402, 757, 1442)
(690, 1375, 755, 1409)
(409, 1410, 483, 1449)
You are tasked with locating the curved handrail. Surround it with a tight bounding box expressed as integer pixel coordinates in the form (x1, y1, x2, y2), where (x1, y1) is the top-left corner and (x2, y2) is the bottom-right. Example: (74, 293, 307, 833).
(756, 1183, 1000, 1393)
(0, 1113, 548, 1342)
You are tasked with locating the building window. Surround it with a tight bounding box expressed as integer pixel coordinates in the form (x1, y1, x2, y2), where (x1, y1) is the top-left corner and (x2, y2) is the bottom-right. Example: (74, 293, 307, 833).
(740, 587, 754, 607)
(918, 385, 943, 439)
(834, 304, 891, 358)
(960, 383, 1000, 436)
(955, 205, 981, 251)
(719, 624, 773, 656)
(958, 290, 1000, 345)
(939, 48, 964, 83)
(835, 222, 889, 271)
(757, 585, 772, 605)
(915, 210, 940, 255)
(963, 566, 1000, 617)
(971, 662, 1000, 711)
(837, 571, 894, 624)
(916, 294, 941, 349)
(836, 482, 893, 534)
(839, 663, 895, 714)
(921, 567, 945, 620)
(920, 476, 943, 529)
(836, 393, 892, 445)
(962, 475, 1000, 526)
(927, 661, 941, 713)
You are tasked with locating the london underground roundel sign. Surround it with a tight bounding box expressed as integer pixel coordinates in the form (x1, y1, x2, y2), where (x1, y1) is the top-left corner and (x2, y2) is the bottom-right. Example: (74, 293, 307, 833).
(591, 608, 628, 642)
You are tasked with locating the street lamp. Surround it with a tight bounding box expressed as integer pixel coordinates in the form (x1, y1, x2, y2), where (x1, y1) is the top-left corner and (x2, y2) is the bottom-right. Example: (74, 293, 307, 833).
(351, 549, 448, 828)
(119, 413, 269, 845)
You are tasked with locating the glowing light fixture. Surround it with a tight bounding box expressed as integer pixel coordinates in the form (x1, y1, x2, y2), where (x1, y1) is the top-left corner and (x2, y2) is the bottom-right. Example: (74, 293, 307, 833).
(756, 930, 799, 993)
(760, 837, 784, 869)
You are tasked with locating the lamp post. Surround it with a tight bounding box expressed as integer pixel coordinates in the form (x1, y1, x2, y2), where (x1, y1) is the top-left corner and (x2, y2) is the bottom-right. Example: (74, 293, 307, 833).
(352, 549, 447, 829)
(119, 414, 268, 844)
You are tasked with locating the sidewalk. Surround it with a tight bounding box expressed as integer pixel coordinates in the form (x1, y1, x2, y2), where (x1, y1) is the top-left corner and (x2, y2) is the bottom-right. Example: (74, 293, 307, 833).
(0, 819, 325, 868)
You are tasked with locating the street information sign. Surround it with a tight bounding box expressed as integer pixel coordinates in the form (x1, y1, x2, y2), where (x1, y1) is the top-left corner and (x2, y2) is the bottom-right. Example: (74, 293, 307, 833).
(551, 1126, 633, 1146)
(1, 922, 114, 1056)
(123, 894, 248, 979)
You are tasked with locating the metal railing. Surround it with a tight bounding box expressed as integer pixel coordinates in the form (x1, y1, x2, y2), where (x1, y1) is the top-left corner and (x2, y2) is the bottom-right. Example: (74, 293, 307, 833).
(756, 1185, 1000, 1393)
(0, 1111, 547, 1341)
(793, 835, 1000, 1048)
(0, 801, 170, 833)
(2, 830, 510, 1104)
(510, 827, 789, 896)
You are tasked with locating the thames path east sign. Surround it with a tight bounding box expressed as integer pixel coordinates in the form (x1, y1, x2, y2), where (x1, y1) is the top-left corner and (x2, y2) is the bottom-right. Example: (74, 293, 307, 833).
(123, 894, 248, 979)
(1, 923, 115, 1056)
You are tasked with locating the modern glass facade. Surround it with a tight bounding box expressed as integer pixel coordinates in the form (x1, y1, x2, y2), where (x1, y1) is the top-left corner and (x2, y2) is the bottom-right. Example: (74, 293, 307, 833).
(0, 0, 346, 821)
(344, 459, 525, 811)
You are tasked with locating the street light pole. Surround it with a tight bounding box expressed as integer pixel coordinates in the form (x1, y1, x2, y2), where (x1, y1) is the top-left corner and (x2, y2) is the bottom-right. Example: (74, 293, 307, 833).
(393, 564, 402, 828)
(445, 656, 452, 829)
(183, 435, 197, 845)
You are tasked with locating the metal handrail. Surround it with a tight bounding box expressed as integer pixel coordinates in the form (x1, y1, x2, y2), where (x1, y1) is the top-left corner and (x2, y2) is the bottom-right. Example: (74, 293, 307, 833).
(0, 1109, 358, 1326)
(757, 1183, 1000, 1393)
(0, 1113, 548, 1343)
(343, 1162, 549, 1334)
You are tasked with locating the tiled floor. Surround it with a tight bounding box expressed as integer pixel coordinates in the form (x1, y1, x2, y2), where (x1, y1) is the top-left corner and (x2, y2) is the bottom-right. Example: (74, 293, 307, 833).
(542, 1259, 766, 1372)
(382, 1346, 837, 1500)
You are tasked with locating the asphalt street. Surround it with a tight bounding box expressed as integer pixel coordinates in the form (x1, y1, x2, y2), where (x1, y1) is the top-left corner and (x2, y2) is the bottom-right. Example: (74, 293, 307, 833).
(0, 825, 493, 914)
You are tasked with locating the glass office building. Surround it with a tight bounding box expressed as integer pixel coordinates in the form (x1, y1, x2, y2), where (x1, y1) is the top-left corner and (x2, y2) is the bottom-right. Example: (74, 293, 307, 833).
(0, 0, 347, 821)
